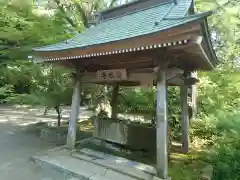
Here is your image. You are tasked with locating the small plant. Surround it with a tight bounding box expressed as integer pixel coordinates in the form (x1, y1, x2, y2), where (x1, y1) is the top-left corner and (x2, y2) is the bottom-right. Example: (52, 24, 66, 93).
(97, 109, 109, 118)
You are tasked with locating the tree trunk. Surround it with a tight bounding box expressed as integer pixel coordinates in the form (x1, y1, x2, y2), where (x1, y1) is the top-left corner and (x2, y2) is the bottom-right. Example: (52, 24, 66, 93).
(57, 113, 61, 127)
(55, 105, 61, 127)
(43, 106, 48, 115)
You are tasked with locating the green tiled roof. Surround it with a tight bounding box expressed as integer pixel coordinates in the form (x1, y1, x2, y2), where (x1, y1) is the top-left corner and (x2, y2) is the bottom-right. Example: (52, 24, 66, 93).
(33, 0, 208, 52)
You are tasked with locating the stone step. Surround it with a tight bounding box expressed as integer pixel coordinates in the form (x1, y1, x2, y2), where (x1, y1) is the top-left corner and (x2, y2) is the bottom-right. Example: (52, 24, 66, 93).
(77, 148, 156, 174)
(72, 148, 156, 180)
(31, 155, 84, 180)
(31, 148, 141, 180)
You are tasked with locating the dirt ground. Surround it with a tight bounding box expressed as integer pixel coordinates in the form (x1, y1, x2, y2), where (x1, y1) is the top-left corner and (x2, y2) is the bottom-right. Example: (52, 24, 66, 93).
(0, 106, 88, 180)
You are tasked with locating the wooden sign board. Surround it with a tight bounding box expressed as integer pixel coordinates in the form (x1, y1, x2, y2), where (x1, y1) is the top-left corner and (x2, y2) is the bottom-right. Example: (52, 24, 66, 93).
(96, 69, 127, 81)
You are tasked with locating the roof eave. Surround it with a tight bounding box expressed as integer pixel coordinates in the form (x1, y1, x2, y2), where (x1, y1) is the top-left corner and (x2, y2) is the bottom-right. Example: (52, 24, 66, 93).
(195, 36, 214, 70)
(201, 18, 218, 67)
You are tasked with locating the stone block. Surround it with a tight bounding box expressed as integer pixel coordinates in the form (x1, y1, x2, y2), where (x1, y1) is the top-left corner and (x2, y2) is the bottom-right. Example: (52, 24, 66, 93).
(77, 161, 108, 176)
(121, 166, 153, 180)
(31, 149, 108, 179)
(89, 174, 113, 180)
(40, 128, 67, 145)
(81, 148, 105, 158)
(93, 159, 123, 172)
(80, 148, 156, 175)
(153, 176, 172, 180)
(71, 152, 95, 162)
(104, 169, 137, 180)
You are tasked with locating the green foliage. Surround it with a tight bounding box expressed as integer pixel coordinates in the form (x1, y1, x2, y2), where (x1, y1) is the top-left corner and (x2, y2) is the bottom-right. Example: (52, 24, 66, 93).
(0, 0, 72, 107)
(0, 0, 133, 124)
(198, 70, 240, 117)
(0, 85, 13, 103)
(52, 0, 128, 31)
(0, 0, 69, 61)
(6, 64, 73, 106)
(0, 0, 74, 122)
(191, 69, 240, 143)
(195, 0, 240, 68)
(117, 86, 182, 138)
(4, 64, 73, 126)
(211, 113, 240, 180)
(118, 87, 155, 114)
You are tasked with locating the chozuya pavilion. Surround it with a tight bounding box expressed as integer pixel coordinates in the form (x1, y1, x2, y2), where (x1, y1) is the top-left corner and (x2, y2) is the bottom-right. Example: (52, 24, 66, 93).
(32, 0, 217, 179)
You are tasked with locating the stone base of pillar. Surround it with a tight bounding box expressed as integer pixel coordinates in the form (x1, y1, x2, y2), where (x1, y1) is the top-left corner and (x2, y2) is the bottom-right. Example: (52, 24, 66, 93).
(153, 176, 172, 180)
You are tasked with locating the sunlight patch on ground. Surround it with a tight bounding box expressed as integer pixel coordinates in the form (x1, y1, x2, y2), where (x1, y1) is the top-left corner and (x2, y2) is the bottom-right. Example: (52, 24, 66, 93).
(0, 109, 30, 115)
(0, 118, 8, 123)
(6, 131, 15, 135)
(17, 121, 42, 126)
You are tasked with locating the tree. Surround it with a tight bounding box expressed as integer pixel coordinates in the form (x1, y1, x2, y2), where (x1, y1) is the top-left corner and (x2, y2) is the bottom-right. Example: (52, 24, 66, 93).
(0, 0, 74, 126)
(50, 0, 136, 115)
(0, 0, 69, 60)
(0, 0, 137, 124)
(6, 64, 73, 127)
(0, 0, 70, 96)
(195, 0, 240, 67)
(52, 0, 133, 31)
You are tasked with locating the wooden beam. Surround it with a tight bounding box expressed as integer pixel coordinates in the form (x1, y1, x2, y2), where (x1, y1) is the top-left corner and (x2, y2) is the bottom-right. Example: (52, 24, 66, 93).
(66, 79, 82, 149)
(180, 84, 190, 153)
(156, 69, 168, 179)
(81, 69, 185, 86)
(77, 60, 155, 72)
(111, 84, 119, 119)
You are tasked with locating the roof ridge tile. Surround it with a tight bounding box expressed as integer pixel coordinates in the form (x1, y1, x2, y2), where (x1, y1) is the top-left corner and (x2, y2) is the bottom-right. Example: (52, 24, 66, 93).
(165, 0, 193, 18)
(101, 0, 174, 23)
(163, 11, 213, 20)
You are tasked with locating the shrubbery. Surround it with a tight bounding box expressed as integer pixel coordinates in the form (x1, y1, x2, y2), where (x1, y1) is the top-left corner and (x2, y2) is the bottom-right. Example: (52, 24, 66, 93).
(211, 113, 240, 180)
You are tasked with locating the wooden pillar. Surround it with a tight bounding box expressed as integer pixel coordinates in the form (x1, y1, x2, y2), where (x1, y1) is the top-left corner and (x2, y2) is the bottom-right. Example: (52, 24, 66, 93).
(67, 79, 82, 149)
(191, 72, 198, 120)
(156, 70, 168, 179)
(180, 84, 190, 153)
(111, 84, 119, 119)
